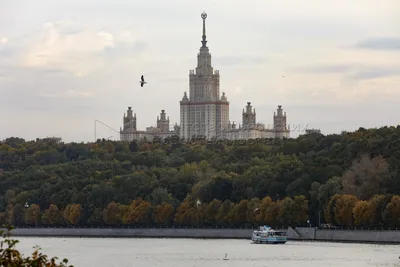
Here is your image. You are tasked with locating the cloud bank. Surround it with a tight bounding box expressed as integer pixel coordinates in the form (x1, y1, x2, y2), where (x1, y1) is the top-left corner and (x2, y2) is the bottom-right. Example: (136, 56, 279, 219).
(0, 0, 399, 142)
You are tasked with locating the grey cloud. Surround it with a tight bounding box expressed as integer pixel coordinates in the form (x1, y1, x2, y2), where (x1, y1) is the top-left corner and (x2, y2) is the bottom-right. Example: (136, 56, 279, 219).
(56, 25, 83, 35)
(290, 64, 353, 74)
(96, 40, 150, 58)
(0, 64, 136, 115)
(41, 68, 70, 75)
(131, 41, 149, 53)
(2, 82, 104, 113)
(158, 77, 187, 83)
(290, 63, 400, 80)
(242, 18, 368, 41)
(0, 67, 88, 102)
(213, 56, 268, 67)
(353, 37, 400, 51)
(0, 44, 21, 60)
(346, 68, 400, 80)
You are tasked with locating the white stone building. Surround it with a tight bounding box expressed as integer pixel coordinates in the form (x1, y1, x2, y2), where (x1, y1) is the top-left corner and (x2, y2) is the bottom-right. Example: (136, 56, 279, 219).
(179, 12, 289, 141)
(120, 12, 290, 142)
(222, 102, 290, 140)
(179, 12, 229, 140)
(120, 107, 179, 142)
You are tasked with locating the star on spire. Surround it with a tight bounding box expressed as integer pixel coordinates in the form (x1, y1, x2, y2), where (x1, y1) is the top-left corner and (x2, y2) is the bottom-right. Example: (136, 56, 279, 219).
(201, 11, 208, 48)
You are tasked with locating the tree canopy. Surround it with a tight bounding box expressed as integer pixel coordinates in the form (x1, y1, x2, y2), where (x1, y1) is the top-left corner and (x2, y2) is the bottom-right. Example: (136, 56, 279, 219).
(1, 125, 400, 228)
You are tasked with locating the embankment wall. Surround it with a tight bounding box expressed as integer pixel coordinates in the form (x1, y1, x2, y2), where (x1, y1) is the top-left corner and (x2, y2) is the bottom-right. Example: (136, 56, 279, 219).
(288, 227, 400, 244)
(3, 227, 254, 239)
(3, 227, 400, 244)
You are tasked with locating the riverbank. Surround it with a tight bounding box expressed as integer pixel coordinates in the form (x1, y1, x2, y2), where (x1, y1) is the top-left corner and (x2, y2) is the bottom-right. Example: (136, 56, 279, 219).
(287, 227, 400, 244)
(4, 227, 254, 239)
(3, 227, 400, 244)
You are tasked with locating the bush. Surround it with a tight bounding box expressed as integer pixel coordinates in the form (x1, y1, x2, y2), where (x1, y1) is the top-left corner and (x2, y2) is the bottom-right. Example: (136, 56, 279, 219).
(0, 225, 73, 266)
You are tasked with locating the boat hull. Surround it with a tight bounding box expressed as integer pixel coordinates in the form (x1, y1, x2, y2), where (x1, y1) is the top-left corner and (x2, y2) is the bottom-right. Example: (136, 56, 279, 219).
(251, 226, 287, 244)
(251, 236, 287, 244)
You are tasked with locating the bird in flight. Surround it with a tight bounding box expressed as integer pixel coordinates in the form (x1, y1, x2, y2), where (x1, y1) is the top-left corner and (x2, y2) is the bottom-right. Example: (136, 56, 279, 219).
(140, 75, 147, 87)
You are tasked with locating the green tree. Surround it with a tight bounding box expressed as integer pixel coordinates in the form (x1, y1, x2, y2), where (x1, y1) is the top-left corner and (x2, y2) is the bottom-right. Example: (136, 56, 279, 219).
(42, 204, 62, 225)
(103, 202, 123, 225)
(276, 197, 296, 227)
(203, 199, 222, 225)
(215, 199, 234, 226)
(24, 204, 41, 226)
(383, 195, 400, 227)
(230, 199, 249, 225)
(1, 126, 400, 228)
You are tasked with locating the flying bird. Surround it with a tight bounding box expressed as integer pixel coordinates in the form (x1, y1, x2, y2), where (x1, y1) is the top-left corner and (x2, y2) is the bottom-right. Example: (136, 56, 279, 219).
(139, 75, 147, 87)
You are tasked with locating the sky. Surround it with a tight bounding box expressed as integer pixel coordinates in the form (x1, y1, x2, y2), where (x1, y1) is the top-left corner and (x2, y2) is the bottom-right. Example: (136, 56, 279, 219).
(1, 0, 399, 142)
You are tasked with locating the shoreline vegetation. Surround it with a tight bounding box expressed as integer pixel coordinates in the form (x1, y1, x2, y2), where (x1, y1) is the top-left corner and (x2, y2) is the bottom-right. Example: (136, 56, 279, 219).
(0, 226, 73, 266)
(1, 126, 400, 230)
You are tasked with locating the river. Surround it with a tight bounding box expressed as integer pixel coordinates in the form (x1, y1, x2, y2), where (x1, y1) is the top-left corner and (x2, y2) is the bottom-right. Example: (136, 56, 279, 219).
(13, 237, 400, 267)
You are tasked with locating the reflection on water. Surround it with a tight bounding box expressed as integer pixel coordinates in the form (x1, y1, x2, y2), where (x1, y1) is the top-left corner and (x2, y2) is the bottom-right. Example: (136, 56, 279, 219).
(14, 237, 400, 267)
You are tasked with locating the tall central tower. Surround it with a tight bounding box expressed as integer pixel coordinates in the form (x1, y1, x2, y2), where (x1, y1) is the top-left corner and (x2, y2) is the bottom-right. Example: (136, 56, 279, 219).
(180, 12, 229, 140)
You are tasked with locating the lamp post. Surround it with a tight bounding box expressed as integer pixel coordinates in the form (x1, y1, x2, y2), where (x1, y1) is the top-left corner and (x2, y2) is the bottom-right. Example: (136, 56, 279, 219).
(196, 199, 201, 227)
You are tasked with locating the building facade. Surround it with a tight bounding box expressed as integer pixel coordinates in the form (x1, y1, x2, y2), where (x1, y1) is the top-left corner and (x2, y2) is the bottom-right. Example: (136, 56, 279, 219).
(120, 107, 179, 142)
(222, 102, 290, 140)
(179, 12, 229, 140)
(119, 12, 290, 142)
(305, 128, 321, 134)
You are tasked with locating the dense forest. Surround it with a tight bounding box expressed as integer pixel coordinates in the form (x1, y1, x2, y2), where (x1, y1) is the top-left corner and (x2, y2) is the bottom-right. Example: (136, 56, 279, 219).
(1, 126, 400, 228)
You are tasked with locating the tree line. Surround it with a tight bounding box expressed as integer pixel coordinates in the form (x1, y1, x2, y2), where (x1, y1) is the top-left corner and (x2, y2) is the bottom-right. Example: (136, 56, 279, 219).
(1, 125, 400, 228)
(2, 193, 400, 228)
(325, 194, 400, 228)
(1, 195, 308, 228)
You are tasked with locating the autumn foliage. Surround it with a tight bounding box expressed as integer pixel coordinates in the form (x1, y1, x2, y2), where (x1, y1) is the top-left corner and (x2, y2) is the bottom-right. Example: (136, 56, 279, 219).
(1, 126, 400, 228)
(0, 195, 309, 228)
(0, 227, 73, 266)
(324, 194, 400, 227)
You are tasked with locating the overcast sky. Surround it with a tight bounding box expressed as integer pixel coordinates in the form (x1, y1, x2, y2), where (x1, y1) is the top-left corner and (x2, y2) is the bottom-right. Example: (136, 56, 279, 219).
(1, 0, 399, 142)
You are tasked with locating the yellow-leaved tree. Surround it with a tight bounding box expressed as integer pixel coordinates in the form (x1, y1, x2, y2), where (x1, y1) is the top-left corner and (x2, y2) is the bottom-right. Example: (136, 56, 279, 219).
(352, 200, 369, 226)
(0, 226, 73, 266)
(333, 194, 359, 227)
(153, 202, 175, 225)
(383, 195, 400, 227)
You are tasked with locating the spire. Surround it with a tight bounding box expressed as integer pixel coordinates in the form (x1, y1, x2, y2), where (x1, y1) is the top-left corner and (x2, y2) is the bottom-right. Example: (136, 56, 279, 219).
(201, 11, 207, 48)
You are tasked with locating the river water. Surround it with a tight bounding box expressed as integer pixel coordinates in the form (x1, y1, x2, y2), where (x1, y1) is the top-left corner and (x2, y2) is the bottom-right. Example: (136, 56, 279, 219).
(13, 237, 400, 267)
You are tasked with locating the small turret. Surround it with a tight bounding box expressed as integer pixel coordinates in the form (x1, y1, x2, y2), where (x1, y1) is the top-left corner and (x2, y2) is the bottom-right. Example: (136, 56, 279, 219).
(182, 91, 189, 101)
(123, 106, 136, 131)
(157, 109, 170, 132)
(242, 102, 256, 129)
(273, 105, 287, 133)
